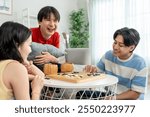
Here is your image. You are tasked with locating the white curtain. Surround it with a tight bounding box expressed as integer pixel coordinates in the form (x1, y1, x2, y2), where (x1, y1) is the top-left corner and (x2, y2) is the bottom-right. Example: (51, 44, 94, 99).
(88, 0, 150, 66)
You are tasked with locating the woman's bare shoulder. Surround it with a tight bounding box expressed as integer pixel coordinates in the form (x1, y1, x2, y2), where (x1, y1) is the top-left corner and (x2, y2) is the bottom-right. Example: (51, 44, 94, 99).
(3, 60, 29, 93)
(4, 60, 28, 80)
(7, 61, 27, 72)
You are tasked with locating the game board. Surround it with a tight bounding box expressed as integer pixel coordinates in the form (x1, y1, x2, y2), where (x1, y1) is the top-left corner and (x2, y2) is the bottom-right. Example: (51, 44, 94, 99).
(46, 72, 105, 83)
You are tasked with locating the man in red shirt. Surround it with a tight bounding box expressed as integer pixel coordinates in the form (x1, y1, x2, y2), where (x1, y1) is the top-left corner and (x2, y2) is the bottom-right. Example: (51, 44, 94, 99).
(31, 6, 60, 65)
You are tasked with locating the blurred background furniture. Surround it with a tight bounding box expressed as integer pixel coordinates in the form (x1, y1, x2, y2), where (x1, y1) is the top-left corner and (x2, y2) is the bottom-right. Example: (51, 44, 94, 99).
(22, 8, 37, 28)
(65, 48, 91, 65)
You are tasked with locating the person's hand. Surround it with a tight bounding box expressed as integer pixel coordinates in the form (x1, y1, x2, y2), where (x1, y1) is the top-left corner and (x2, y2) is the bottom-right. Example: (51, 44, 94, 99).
(33, 52, 58, 65)
(31, 75, 44, 95)
(23, 60, 33, 73)
(83, 65, 98, 73)
(104, 96, 116, 100)
(28, 74, 36, 81)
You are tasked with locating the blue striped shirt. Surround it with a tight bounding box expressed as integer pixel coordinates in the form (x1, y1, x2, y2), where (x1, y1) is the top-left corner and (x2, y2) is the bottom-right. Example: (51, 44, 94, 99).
(97, 50, 148, 100)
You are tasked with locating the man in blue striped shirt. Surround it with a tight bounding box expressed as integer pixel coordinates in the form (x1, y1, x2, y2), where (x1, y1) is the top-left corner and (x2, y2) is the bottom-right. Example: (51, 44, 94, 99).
(84, 27, 148, 100)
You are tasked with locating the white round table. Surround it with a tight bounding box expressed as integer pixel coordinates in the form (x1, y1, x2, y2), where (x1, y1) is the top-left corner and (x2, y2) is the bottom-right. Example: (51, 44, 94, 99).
(40, 74, 118, 100)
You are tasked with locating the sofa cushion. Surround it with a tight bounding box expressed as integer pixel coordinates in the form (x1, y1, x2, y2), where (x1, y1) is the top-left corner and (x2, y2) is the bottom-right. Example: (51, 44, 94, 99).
(28, 42, 64, 61)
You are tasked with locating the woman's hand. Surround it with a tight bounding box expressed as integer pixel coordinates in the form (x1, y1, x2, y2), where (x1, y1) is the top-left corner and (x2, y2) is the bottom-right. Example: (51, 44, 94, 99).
(31, 75, 44, 99)
(23, 60, 45, 79)
(23, 60, 34, 74)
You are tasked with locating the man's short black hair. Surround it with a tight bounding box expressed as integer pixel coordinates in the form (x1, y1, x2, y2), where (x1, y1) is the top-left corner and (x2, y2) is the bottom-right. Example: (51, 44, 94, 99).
(113, 27, 140, 47)
(37, 6, 60, 22)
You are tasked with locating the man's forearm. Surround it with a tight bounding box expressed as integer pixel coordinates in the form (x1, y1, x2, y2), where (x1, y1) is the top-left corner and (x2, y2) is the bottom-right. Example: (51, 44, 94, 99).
(116, 90, 140, 100)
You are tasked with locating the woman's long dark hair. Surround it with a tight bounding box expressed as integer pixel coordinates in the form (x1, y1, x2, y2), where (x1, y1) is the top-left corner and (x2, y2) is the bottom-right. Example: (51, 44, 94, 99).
(0, 21, 31, 63)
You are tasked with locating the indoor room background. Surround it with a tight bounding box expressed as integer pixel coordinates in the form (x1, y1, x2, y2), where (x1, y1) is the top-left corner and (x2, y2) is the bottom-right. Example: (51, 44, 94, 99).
(0, 0, 150, 99)
(0, 0, 88, 51)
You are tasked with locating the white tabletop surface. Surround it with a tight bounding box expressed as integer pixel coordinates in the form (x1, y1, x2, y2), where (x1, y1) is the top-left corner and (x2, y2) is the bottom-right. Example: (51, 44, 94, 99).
(44, 74, 118, 89)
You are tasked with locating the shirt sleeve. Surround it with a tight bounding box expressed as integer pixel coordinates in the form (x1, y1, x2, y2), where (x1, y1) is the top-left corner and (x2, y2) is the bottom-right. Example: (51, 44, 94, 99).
(96, 54, 105, 72)
(131, 67, 148, 93)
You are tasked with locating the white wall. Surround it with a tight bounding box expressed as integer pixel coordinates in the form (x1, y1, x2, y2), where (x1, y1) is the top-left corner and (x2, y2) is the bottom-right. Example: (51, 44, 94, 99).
(0, 0, 87, 32)
(0, 0, 87, 50)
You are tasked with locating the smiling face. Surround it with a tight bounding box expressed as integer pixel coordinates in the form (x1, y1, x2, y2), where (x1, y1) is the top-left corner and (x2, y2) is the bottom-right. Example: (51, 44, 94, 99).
(112, 35, 135, 60)
(39, 13, 58, 40)
(18, 35, 32, 61)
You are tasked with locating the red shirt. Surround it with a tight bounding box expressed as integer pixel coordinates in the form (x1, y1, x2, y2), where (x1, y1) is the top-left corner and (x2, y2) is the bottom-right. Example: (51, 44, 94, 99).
(31, 27, 60, 48)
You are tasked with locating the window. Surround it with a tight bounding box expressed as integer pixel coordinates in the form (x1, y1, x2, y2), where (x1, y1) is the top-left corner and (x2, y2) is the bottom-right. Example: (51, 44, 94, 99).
(88, 0, 150, 65)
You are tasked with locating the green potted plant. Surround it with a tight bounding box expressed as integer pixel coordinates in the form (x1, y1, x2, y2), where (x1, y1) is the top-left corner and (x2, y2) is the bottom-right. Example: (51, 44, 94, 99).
(69, 9, 89, 48)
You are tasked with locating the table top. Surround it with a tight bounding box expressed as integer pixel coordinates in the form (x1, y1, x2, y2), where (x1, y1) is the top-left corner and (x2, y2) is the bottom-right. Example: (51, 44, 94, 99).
(44, 74, 118, 89)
